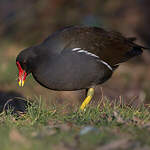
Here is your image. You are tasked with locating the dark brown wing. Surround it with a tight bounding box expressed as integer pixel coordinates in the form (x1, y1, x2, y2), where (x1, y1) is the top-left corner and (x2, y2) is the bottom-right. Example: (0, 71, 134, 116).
(60, 26, 143, 66)
(40, 26, 144, 66)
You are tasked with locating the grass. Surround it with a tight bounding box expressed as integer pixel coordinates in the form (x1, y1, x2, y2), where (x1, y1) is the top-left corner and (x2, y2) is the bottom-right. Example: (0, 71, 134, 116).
(0, 97, 150, 150)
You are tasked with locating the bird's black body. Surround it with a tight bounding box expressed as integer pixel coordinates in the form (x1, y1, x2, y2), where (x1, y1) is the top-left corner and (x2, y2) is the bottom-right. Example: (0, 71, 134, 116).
(16, 26, 146, 91)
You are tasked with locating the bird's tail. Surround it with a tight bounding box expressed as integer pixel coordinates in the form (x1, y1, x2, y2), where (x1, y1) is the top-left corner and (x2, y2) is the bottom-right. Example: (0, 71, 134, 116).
(127, 37, 150, 50)
(139, 46, 150, 50)
(126, 44, 150, 58)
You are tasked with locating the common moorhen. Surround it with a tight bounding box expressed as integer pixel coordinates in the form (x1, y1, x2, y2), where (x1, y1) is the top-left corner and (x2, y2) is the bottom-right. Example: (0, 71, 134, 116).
(16, 26, 148, 110)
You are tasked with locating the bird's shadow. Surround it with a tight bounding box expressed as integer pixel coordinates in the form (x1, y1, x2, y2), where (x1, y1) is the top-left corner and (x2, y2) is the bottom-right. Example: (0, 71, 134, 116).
(0, 91, 29, 114)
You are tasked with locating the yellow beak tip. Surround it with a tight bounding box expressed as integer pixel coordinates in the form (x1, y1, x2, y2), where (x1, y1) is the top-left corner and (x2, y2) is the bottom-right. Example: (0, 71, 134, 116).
(18, 80, 25, 87)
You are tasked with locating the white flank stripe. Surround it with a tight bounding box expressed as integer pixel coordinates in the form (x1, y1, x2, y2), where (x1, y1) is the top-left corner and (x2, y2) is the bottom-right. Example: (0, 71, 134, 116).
(88, 53, 99, 58)
(72, 48, 99, 58)
(72, 48, 112, 70)
(100, 60, 112, 71)
(78, 50, 85, 53)
(72, 48, 81, 51)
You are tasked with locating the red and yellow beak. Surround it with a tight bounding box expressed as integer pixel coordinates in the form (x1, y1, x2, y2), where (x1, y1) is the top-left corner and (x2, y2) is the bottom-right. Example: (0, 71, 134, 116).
(16, 61, 27, 87)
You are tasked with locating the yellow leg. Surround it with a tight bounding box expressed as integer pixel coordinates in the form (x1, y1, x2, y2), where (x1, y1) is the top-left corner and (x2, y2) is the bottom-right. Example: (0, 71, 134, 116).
(80, 88, 94, 110)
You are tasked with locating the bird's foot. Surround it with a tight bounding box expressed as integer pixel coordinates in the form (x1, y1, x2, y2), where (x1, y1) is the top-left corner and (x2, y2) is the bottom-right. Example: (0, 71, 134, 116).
(80, 88, 94, 111)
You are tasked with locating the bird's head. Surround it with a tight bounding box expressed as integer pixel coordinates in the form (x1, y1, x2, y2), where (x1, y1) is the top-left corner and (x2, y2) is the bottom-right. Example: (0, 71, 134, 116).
(16, 47, 37, 87)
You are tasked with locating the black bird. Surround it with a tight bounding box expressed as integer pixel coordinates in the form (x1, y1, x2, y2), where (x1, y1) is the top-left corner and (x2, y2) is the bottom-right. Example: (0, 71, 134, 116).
(16, 26, 148, 110)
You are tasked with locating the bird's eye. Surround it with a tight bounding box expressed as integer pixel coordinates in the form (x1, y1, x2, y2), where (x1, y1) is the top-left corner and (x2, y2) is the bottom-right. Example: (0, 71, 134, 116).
(21, 61, 27, 68)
